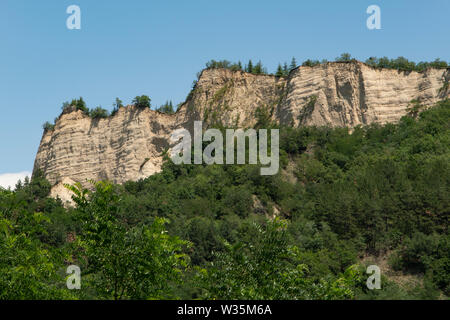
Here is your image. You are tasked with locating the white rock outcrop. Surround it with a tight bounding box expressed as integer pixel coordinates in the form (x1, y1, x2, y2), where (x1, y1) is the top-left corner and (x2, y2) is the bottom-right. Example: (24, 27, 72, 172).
(33, 61, 449, 201)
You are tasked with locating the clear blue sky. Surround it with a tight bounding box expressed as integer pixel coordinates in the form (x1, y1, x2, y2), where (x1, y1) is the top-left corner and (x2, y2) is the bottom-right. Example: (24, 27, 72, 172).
(0, 0, 449, 183)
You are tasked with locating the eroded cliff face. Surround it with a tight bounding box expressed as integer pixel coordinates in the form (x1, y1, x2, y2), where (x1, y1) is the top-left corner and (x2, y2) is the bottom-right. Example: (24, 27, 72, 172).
(33, 61, 449, 201)
(282, 62, 449, 127)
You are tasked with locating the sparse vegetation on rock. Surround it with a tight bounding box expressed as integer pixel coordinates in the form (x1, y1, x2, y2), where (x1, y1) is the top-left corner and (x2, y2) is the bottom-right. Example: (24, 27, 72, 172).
(5, 99, 450, 299)
(155, 100, 175, 114)
(42, 121, 55, 131)
(89, 106, 109, 119)
(132, 95, 151, 109)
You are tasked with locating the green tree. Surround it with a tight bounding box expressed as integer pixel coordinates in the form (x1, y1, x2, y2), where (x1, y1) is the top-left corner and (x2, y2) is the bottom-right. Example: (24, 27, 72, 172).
(246, 60, 253, 73)
(406, 99, 424, 119)
(61, 101, 70, 111)
(89, 106, 109, 119)
(275, 64, 284, 77)
(290, 57, 297, 70)
(73, 97, 89, 113)
(156, 101, 175, 114)
(253, 61, 265, 74)
(132, 95, 151, 109)
(61, 97, 89, 114)
(196, 219, 359, 299)
(0, 190, 73, 299)
(43, 121, 55, 131)
(205, 60, 243, 71)
(66, 181, 190, 299)
(302, 59, 320, 67)
(111, 97, 123, 116)
(336, 53, 352, 62)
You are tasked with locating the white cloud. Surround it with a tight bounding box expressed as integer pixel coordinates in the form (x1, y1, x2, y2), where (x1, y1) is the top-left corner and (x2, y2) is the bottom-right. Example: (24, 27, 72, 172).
(0, 171, 32, 190)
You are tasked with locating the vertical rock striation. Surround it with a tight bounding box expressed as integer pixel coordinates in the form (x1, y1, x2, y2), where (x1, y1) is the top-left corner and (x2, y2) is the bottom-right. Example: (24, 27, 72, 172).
(33, 61, 449, 200)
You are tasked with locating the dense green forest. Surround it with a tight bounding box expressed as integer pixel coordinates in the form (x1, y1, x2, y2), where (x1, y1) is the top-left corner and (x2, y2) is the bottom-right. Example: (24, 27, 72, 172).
(3, 99, 449, 300)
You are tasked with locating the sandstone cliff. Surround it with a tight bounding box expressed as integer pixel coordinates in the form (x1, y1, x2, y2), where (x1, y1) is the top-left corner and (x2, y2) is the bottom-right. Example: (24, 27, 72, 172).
(33, 61, 449, 201)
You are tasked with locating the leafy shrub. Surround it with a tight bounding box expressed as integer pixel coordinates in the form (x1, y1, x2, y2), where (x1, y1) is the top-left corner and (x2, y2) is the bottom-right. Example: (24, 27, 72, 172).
(3, 97, 449, 300)
(196, 219, 360, 299)
(252, 61, 264, 74)
(302, 59, 321, 67)
(365, 56, 448, 72)
(156, 100, 175, 114)
(72, 97, 88, 113)
(204, 59, 269, 74)
(132, 95, 151, 109)
(61, 97, 89, 114)
(42, 121, 55, 131)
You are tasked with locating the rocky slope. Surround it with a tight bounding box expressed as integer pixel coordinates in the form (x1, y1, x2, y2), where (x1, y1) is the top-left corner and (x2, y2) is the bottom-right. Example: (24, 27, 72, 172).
(33, 61, 449, 201)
